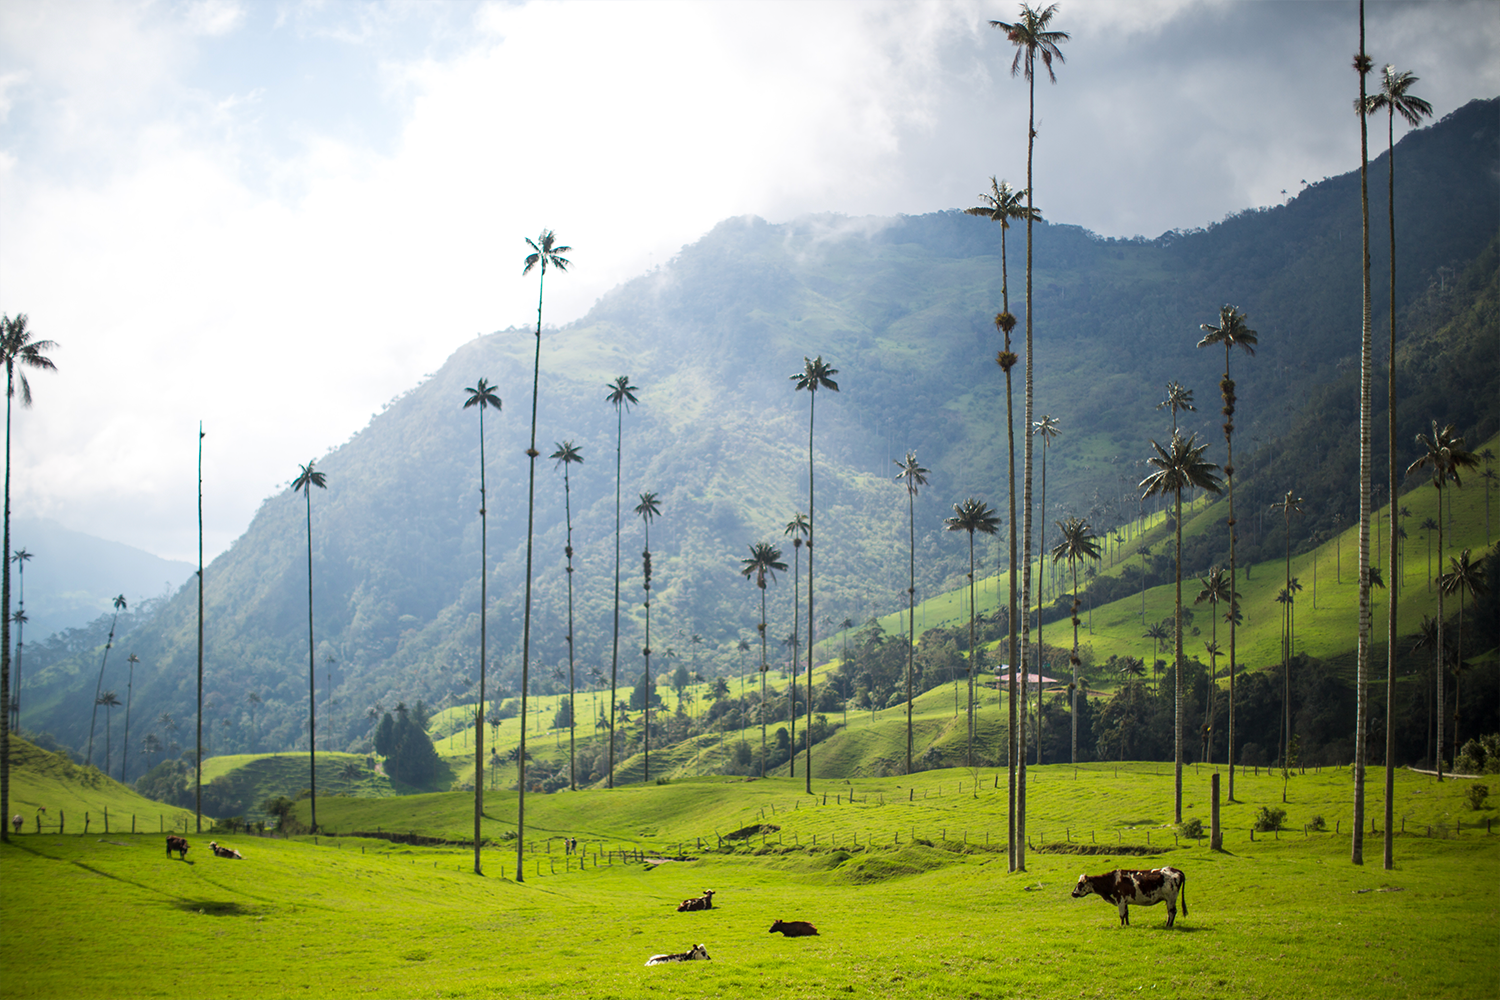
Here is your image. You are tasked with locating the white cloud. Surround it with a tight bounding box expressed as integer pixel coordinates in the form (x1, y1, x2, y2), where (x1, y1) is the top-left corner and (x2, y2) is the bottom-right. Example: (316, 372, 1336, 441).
(0, 0, 1494, 563)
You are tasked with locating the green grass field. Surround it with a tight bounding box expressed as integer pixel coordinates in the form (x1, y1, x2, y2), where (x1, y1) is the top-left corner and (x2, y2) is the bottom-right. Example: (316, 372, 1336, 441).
(4, 739, 1497, 999)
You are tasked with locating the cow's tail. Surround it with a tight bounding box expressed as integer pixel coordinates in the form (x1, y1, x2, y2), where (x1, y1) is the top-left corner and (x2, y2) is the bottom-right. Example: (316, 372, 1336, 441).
(1179, 871, 1188, 918)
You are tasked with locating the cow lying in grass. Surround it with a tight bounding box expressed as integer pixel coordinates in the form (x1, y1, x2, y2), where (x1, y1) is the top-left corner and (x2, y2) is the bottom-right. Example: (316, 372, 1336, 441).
(676, 889, 715, 912)
(1071, 866, 1187, 927)
(166, 835, 190, 860)
(645, 944, 711, 966)
(208, 841, 243, 859)
(769, 919, 818, 937)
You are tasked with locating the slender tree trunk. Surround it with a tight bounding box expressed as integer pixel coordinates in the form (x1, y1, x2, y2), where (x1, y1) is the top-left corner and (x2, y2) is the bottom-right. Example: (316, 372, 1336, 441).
(1224, 345, 1239, 803)
(790, 542, 799, 776)
(907, 488, 915, 775)
(517, 264, 546, 882)
(967, 534, 976, 768)
(1038, 444, 1047, 766)
(1003, 222, 1019, 874)
(1353, 0, 1372, 865)
(1382, 102, 1400, 871)
(1071, 559, 1079, 765)
(1173, 488, 1184, 825)
(805, 391, 816, 796)
(474, 406, 488, 875)
(305, 488, 317, 834)
(0, 369, 9, 842)
(760, 585, 768, 778)
(1017, 63, 1037, 874)
(197, 423, 204, 832)
(610, 404, 624, 790)
(564, 464, 576, 792)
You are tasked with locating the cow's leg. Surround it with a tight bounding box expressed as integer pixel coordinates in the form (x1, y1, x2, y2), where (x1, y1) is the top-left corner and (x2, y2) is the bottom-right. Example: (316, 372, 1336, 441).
(1118, 901, 1129, 926)
(1166, 900, 1176, 927)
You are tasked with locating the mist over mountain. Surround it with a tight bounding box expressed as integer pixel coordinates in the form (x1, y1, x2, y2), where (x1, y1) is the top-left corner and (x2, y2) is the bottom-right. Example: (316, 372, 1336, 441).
(21, 98, 1498, 776)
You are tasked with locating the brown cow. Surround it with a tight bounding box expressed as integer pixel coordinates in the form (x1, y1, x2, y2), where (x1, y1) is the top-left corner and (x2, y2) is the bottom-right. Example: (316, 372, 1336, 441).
(166, 835, 190, 860)
(1071, 866, 1187, 927)
(676, 889, 715, 912)
(769, 919, 818, 937)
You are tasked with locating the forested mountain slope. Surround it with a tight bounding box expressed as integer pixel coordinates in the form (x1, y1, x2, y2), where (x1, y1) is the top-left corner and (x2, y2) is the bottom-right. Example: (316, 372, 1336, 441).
(21, 99, 1498, 777)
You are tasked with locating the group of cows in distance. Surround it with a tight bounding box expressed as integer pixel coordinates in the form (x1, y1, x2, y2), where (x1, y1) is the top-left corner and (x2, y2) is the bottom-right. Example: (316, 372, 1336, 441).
(648, 867, 1187, 967)
(164, 835, 243, 860)
(152, 835, 1187, 963)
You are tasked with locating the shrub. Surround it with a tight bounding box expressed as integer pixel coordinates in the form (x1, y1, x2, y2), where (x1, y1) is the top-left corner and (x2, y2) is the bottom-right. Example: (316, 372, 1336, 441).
(1466, 785, 1488, 811)
(1177, 818, 1203, 838)
(1254, 806, 1286, 832)
(1455, 734, 1500, 775)
(1308, 815, 1327, 832)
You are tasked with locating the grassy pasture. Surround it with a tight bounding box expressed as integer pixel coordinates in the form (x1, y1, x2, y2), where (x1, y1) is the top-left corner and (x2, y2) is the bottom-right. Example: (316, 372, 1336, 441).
(5, 753, 1496, 999)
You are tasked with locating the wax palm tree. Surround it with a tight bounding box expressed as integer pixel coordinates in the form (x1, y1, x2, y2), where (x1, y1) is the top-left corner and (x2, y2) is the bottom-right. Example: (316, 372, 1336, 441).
(1197, 304, 1256, 803)
(1270, 490, 1303, 779)
(246, 691, 261, 751)
(1349, 0, 1377, 865)
(1032, 414, 1060, 763)
(992, 2, 1066, 871)
(782, 511, 809, 776)
(895, 451, 929, 775)
(969, 176, 1037, 847)
(741, 541, 788, 778)
(1157, 381, 1196, 436)
(8, 547, 29, 732)
(1406, 420, 1478, 781)
(605, 375, 638, 789)
(1, 313, 55, 839)
(1142, 620, 1169, 695)
(1194, 567, 1235, 765)
(291, 459, 327, 831)
(120, 653, 139, 783)
(97, 690, 122, 775)
(462, 377, 500, 872)
(1050, 516, 1099, 763)
(1140, 433, 1223, 823)
(86, 594, 127, 768)
(1438, 549, 1486, 761)
(1362, 63, 1432, 869)
(790, 356, 838, 795)
(551, 440, 584, 791)
(634, 491, 662, 782)
(516, 230, 570, 880)
(945, 498, 1000, 768)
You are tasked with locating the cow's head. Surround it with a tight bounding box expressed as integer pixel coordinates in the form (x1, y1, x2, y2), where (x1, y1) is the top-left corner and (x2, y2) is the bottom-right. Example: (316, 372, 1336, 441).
(688, 944, 710, 961)
(1071, 874, 1096, 898)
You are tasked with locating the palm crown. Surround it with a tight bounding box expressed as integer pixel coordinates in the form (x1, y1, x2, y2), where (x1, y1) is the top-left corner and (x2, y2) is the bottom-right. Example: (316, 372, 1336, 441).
(1362, 65, 1433, 126)
(606, 376, 639, 411)
(292, 460, 328, 495)
(964, 176, 1039, 230)
(0, 314, 59, 406)
(990, 3, 1069, 82)
(463, 378, 501, 414)
(740, 542, 787, 589)
(1140, 433, 1224, 501)
(522, 230, 571, 278)
(895, 451, 929, 497)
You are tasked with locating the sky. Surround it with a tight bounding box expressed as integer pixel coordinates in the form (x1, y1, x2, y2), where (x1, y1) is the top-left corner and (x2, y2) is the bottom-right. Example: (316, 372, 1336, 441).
(1, 0, 1496, 569)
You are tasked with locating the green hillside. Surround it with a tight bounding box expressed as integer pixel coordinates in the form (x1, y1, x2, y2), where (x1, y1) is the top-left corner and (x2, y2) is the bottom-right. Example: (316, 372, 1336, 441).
(18, 100, 1498, 788)
(3, 749, 1496, 999)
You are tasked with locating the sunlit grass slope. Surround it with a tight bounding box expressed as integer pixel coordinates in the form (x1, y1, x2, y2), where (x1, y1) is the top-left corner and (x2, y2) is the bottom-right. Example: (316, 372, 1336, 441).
(4, 760, 1496, 999)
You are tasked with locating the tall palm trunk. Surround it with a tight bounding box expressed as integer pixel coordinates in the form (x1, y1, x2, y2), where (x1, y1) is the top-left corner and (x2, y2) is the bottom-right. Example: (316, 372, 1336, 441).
(1037, 438, 1048, 766)
(906, 485, 916, 775)
(1352, 0, 1373, 865)
(0, 371, 9, 839)
(563, 462, 577, 791)
(303, 486, 317, 834)
(1381, 78, 1402, 873)
(1222, 352, 1239, 803)
(804, 393, 816, 796)
(1016, 58, 1037, 876)
(788, 539, 800, 776)
(196, 425, 204, 831)
(610, 406, 623, 789)
(517, 264, 547, 883)
(475, 406, 489, 874)
(1172, 486, 1185, 824)
(760, 585, 769, 778)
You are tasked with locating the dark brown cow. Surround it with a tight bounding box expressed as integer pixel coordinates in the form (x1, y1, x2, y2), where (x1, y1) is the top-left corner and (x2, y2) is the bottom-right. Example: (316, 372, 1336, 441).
(1071, 866, 1187, 927)
(676, 889, 715, 912)
(166, 835, 190, 860)
(769, 919, 818, 937)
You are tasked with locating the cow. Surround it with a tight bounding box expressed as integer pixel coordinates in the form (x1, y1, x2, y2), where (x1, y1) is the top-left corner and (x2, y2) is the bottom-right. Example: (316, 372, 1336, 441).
(208, 841, 244, 859)
(166, 835, 190, 860)
(769, 919, 819, 937)
(645, 944, 711, 966)
(10, 814, 21, 835)
(1071, 866, 1188, 927)
(677, 889, 715, 912)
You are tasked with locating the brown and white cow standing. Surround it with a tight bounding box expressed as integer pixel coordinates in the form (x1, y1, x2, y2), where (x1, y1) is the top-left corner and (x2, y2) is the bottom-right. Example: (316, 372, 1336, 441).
(1071, 866, 1187, 927)
(166, 835, 190, 860)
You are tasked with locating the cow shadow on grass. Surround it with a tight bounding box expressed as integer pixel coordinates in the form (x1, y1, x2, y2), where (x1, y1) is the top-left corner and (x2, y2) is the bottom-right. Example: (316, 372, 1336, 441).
(170, 900, 262, 917)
